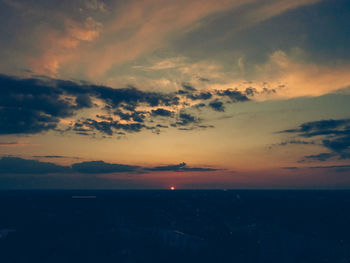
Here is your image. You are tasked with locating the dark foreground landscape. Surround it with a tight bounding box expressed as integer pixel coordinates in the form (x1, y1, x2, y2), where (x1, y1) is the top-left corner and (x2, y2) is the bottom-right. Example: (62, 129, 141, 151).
(1, 190, 350, 263)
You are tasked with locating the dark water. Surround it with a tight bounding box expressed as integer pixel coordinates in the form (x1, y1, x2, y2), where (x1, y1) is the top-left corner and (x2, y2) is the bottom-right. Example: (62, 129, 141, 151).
(1, 190, 350, 263)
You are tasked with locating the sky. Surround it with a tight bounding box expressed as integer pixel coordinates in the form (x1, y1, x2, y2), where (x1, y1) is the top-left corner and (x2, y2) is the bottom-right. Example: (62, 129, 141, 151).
(0, 0, 350, 189)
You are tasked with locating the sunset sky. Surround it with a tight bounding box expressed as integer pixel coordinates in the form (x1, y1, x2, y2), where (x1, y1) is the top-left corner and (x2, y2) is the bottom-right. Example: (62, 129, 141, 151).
(0, 0, 350, 189)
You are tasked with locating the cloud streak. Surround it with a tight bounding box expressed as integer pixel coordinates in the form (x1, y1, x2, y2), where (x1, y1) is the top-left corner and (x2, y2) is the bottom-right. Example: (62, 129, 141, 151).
(5, 0, 321, 78)
(0, 157, 219, 175)
(145, 162, 218, 172)
(281, 118, 350, 161)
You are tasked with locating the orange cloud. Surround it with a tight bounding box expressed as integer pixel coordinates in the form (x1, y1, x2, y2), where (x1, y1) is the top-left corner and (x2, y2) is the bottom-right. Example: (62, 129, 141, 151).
(196, 50, 350, 100)
(27, 0, 321, 79)
(28, 17, 102, 76)
(254, 51, 350, 98)
(84, 0, 321, 78)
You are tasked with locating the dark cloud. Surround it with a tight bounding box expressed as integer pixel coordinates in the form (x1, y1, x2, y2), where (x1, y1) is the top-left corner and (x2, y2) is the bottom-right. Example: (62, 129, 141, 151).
(309, 164, 350, 170)
(177, 83, 212, 101)
(175, 112, 199, 126)
(75, 94, 93, 108)
(76, 132, 90, 136)
(0, 142, 18, 146)
(0, 157, 218, 175)
(146, 162, 218, 172)
(177, 127, 195, 131)
(182, 87, 251, 103)
(183, 87, 272, 104)
(243, 87, 277, 96)
(193, 103, 206, 109)
(0, 157, 70, 174)
(283, 164, 350, 172)
(261, 87, 277, 95)
(32, 155, 80, 159)
(177, 89, 188, 95)
(281, 118, 350, 161)
(0, 107, 58, 134)
(178, 85, 253, 106)
(216, 89, 249, 102)
(244, 87, 258, 96)
(146, 162, 187, 171)
(96, 115, 113, 121)
(75, 118, 147, 135)
(198, 124, 215, 129)
(181, 167, 218, 172)
(278, 140, 315, 146)
(209, 100, 225, 112)
(156, 124, 169, 128)
(32, 155, 66, 159)
(187, 92, 212, 101)
(282, 167, 298, 170)
(151, 108, 173, 117)
(171, 111, 215, 131)
(0, 74, 92, 135)
(303, 153, 337, 162)
(95, 85, 180, 108)
(0, 74, 256, 137)
(198, 77, 210, 82)
(0, 74, 180, 135)
(182, 83, 197, 92)
(113, 110, 146, 123)
(308, 164, 350, 173)
(282, 119, 350, 137)
(72, 161, 140, 174)
(323, 136, 350, 155)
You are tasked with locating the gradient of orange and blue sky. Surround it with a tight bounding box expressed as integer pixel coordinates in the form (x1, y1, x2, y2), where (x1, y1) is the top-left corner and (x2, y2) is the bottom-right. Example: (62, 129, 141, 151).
(0, 0, 350, 189)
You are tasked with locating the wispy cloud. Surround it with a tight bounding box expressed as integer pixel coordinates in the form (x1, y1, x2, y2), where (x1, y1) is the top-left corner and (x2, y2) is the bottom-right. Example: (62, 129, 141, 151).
(254, 51, 350, 98)
(12, 0, 322, 78)
(0, 140, 36, 147)
(281, 118, 350, 162)
(28, 17, 103, 76)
